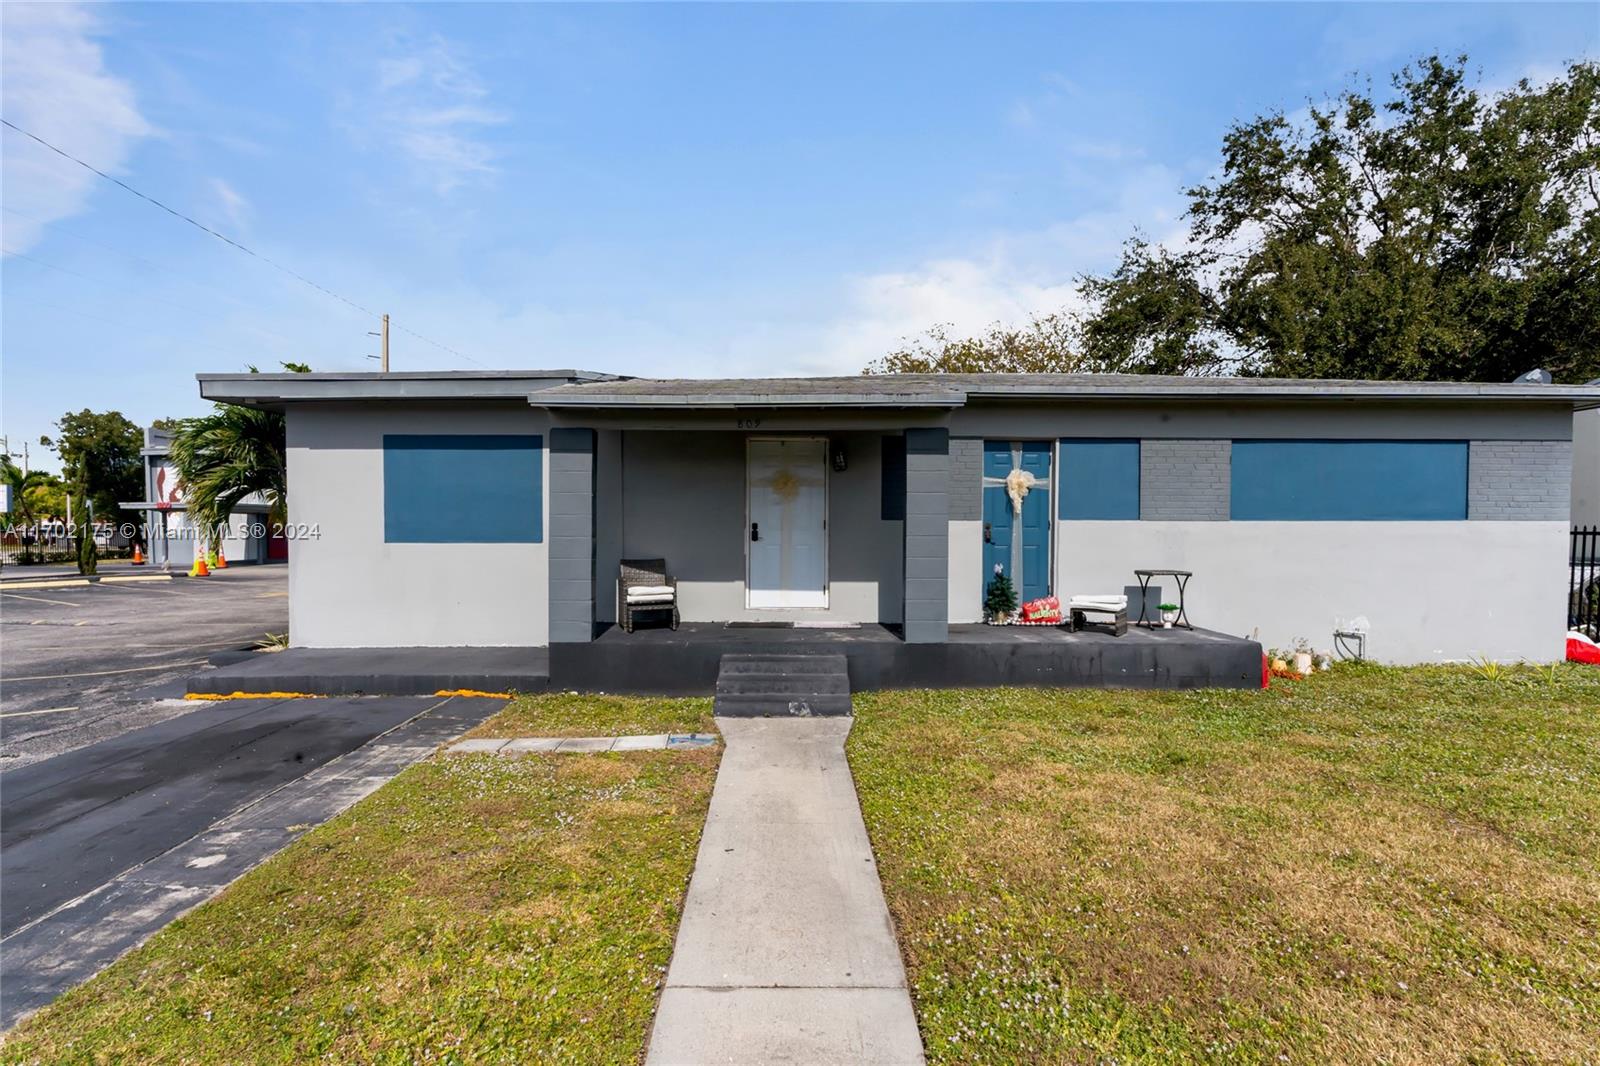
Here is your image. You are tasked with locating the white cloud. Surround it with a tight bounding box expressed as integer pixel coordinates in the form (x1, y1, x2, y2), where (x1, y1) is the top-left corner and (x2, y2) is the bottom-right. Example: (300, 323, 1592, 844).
(368, 34, 507, 195)
(0, 3, 150, 255)
(797, 164, 1191, 375)
(209, 177, 250, 231)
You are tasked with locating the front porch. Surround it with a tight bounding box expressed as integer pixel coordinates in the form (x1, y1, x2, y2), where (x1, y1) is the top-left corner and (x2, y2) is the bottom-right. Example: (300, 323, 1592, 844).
(556, 620, 1261, 694)
(188, 622, 1261, 697)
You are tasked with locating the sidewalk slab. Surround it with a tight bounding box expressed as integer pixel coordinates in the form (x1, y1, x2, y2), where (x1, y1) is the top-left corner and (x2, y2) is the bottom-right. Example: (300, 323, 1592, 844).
(646, 717, 925, 1065)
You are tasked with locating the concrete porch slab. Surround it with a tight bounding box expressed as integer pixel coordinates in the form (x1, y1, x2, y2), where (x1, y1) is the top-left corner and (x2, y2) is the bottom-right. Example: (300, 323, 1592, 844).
(187, 647, 550, 697)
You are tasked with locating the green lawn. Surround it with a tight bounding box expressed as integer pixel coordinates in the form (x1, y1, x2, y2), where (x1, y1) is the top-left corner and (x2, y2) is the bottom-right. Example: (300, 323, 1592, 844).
(464, 692, 716, 739)
(2, 696, 718, 1065)
(849, 664, 1600, 1064)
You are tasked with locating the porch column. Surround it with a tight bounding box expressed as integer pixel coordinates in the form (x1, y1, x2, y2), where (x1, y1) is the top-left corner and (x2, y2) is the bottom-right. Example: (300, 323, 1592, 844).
(903, 427, 950, 643)
(548, 428, 597, 643)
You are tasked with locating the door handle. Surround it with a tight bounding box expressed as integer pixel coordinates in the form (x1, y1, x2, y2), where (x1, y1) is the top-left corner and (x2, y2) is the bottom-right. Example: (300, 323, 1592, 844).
(751, 522, 760, 542)
(983, 521, 992, 543)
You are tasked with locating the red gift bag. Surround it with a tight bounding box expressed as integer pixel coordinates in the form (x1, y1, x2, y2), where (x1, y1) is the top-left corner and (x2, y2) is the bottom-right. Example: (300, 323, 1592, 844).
(1020, 596, 1062, 624)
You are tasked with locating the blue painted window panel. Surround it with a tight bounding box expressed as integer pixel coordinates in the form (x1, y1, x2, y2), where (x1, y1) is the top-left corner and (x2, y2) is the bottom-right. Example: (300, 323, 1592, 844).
(1059, 440, 1140, 520)
(881, 436, 906, 520)
(1230, 440, 1467, 520)
(384, 434, 543, 543)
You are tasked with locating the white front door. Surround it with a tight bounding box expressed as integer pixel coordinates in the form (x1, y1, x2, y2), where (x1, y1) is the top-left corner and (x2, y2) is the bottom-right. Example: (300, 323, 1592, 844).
(747, 438, 828, 608)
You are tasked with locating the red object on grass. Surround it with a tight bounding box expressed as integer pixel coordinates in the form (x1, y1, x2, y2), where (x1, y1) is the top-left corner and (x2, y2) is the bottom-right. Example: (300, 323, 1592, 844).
(1567, 633, 1600, 665)
(1261, 652, 1271, 689)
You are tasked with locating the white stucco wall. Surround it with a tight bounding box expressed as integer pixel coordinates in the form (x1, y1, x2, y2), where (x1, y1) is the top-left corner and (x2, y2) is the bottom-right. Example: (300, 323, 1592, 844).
(948, 519, 983, 623)
(617, 430, 903, 624)
(1054, 520, 1570, 663)
(285, 403, 550, 648)
(1574, 408, 1599, 526)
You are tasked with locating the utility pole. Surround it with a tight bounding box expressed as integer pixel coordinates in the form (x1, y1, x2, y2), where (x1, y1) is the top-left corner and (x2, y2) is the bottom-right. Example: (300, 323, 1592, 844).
(381, 313, 390, 373)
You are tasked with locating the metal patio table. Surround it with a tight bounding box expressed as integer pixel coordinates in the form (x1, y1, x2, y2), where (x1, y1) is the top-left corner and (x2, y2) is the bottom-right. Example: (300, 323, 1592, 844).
(1134, 568, 1194, 630)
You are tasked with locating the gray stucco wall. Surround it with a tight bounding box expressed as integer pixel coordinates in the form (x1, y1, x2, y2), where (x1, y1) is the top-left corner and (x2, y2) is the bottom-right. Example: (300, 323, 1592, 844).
(1468, 440, 1573, 521)
(548, 428, 596, 642)
(948, 438, 983, 521)
(1139, 439, 1229, 520)
(618, 430, 903, 623)
(1571, 409, 1598, 525)
(285, 403, 550, 648)
(943, 401, 1577, 662)
(903, 428, 950, 642)
(593, 429, 623, 623)
(1057, 520, 1569, 663)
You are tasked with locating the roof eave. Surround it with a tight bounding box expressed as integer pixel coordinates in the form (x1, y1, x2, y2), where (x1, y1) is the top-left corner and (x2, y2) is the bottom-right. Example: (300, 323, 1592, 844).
(533, 392, 968, 409)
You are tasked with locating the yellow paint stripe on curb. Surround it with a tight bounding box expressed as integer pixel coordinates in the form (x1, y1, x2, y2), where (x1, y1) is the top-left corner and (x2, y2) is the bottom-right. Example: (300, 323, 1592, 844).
(435, 689, 514, 699)
(185, 691, 324, 701)
(100, 574, 175, 584)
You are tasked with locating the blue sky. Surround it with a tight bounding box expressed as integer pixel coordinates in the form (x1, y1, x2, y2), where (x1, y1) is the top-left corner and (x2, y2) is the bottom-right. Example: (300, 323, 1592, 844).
(3, 2, 1594, 474)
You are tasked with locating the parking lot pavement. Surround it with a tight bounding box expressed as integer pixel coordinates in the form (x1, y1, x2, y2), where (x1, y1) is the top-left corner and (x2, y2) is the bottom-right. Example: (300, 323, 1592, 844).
(0, 693, 505, 1026)
(0, 566, 288, 768)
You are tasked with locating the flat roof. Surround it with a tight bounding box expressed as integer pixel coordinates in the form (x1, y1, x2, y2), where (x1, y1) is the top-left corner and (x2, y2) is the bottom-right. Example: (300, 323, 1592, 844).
(197, 369, 619, 407)
(531, 372, 1600, 409)
(195, 369, 1600, 410)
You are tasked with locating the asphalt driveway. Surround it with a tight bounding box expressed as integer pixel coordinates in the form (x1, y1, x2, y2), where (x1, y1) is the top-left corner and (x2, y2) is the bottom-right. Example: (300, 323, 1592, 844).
(1, 566, 288, 767)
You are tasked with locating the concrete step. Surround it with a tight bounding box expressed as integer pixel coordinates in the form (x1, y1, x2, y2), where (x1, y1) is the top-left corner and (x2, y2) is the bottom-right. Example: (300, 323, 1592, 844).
(715, 673, 850, 696)
(717, 654, 849, 675)
(712, 653, 853, 717)
(711, 692, 855, 718)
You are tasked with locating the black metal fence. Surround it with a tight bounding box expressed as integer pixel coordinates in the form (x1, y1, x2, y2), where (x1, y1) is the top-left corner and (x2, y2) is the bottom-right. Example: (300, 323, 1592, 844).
(1573, 526, 1600, 637)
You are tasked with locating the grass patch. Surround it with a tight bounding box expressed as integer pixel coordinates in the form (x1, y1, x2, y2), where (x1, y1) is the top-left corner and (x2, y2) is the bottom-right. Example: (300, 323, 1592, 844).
(3, 700, 719, 1064)
(465, 692, 716, 740)
(849, 663, 1600, 1063)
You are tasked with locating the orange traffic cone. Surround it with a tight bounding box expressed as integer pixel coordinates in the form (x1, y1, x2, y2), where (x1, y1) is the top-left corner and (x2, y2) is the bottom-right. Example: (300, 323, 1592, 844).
(132, 545, 145, 565)
(215, 546, 228, 569)
(190, 552, 210, 578)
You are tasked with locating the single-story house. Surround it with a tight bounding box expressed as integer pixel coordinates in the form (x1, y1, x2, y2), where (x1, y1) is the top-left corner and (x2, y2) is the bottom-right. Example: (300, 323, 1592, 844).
(196, 369, 1599, 684)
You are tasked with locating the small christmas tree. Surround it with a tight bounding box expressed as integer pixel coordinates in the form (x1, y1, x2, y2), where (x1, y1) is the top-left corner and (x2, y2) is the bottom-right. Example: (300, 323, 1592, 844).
(985, 564, 1017, 622)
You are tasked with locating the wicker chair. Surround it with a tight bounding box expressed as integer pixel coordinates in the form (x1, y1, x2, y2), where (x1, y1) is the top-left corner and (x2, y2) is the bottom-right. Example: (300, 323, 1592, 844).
(618, 558, 679, 633)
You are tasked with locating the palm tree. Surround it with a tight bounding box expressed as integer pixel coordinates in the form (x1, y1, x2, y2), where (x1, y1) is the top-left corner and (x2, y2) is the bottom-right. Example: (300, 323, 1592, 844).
(167, 362, 307, 550)
(2, 457, 50, 564)
(167, 404, 288, 548)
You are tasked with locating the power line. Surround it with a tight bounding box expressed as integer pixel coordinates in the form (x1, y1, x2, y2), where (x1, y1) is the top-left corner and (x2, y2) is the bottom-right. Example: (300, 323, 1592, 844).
(1, 116, 490, 369)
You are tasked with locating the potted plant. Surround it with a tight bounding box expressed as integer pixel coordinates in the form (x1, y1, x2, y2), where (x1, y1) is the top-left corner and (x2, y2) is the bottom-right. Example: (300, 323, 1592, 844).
(1158, 602, 1179, 627)
(1292, 637, 1314, 676)
(985, 564, 1018, 625)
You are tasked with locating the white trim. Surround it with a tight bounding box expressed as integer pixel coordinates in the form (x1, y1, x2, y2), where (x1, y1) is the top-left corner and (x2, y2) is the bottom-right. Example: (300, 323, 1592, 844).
(745, 436, 830, 609)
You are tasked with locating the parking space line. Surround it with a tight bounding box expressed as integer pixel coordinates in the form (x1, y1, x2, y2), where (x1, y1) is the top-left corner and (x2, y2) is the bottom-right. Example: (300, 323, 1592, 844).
(6, 660, 209, 682)
(0, 706, 81, 719)
(0, 592, 83, 608)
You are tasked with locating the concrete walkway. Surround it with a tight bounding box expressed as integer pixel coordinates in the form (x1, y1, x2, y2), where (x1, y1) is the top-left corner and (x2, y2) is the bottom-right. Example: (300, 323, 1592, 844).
(448, 733, 717, 754)
(646, 717, 924, 1065)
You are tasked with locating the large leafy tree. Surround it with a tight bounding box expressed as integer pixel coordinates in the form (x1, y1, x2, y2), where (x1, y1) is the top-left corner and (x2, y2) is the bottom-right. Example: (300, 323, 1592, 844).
(1093, 56, 1600, 382)
(168, 362, 309, 543)
(39, 409, 144, 520)
(866, 313, 1087, 374)
(869, 57, 1600, 383)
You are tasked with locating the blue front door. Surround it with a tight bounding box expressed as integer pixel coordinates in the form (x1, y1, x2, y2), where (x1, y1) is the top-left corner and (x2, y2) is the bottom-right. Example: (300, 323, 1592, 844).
(982, 440, 1052, 604)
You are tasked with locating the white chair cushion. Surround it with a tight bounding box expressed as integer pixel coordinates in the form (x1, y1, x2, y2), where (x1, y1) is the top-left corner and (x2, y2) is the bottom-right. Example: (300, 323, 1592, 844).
(1068, 595, 1127, 610)
(628, 585, 674, 597)
(627, 591, 676, 604)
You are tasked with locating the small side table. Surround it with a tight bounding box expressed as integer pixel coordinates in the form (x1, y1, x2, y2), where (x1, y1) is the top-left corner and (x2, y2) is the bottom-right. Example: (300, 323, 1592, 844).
(1134, 569, 1193, 629)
